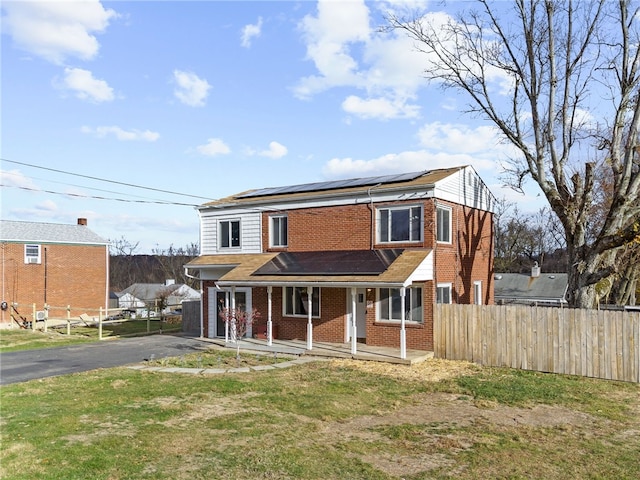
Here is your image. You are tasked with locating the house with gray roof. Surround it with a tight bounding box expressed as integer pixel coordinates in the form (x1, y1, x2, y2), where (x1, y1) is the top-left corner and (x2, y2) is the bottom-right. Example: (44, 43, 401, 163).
(0, 218, 109, 326)
(494, 271, 568, 306)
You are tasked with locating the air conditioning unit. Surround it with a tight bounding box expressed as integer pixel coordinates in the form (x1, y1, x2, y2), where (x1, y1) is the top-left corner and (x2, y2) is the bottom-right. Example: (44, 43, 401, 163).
(36, 311, 47, 321)
(27, 257, 39, 264)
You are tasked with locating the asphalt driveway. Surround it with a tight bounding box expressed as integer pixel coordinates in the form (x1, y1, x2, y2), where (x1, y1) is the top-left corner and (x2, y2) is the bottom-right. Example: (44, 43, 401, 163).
(0, 334, 210, 385)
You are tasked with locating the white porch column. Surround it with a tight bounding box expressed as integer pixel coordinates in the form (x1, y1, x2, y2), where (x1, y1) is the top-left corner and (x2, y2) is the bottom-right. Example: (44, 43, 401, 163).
(400, 287, 407, 360)
(230, 287, 237, 343)
(267, 286, 273, 346)
(224, 290, 230, 342)
(350, 287, 358, 355)
(306, 286, 313, 350)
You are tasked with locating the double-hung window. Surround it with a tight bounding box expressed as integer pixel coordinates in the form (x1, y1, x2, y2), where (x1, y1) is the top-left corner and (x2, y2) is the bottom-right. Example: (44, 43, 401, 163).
(284, 287, 320, 317)
(378, 205, 422, 243)
(378, 287, 423, 323)
(436, 283, 452, 304)
(270, 215, 288, 247)
(219, 219, 240, 249)
(25, 244, 41, 264)
(436, 205, 452, 243)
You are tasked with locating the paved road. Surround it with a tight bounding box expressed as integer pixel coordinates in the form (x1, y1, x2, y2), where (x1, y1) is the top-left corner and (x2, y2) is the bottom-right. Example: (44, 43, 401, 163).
(0, 334, 210, 385)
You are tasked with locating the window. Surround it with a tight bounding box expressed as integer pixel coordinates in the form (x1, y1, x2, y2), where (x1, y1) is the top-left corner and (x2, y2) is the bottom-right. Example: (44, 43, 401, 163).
(378, 205, 422, 243)
(436, 205, 451, 243)
(474, 281, 482, 305)
(436, 283, 452, 304)
(270, 215, 288, 247)
(378, 287, 423, 323)
(284, 287, 320, 317)
(219, 220, 240, 248)
(24, 244, 41, 264)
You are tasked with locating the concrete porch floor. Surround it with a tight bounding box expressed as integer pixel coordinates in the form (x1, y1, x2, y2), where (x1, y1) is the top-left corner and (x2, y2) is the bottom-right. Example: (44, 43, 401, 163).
(197, 336, 433, 365)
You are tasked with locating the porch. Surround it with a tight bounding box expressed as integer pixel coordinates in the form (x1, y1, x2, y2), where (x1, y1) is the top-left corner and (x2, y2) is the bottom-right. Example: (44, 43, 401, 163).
(198, 336, 433, 365)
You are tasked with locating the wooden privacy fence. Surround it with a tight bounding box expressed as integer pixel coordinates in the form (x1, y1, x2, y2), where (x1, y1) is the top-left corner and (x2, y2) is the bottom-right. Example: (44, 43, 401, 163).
(434, 304, 640, 383)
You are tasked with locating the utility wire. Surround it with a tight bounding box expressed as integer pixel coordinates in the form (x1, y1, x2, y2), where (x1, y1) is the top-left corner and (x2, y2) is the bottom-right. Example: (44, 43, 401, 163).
(1, 183, 200, 206)
(1, 157, 214, 201)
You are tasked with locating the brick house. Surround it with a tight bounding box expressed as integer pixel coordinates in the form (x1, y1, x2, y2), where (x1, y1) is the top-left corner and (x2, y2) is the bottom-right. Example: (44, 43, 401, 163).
(0, 218, 110, 326)
(186, 166, 495, 354)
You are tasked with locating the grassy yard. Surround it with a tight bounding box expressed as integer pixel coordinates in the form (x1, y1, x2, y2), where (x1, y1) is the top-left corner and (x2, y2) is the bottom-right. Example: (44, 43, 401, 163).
(1, 353, 638, 480)
(0, 319, 181, 352)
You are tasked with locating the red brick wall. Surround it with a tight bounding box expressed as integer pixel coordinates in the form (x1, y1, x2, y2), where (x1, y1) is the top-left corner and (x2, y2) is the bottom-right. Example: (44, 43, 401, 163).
(0, 242, 108, 323)
(205, 197, 495, 351)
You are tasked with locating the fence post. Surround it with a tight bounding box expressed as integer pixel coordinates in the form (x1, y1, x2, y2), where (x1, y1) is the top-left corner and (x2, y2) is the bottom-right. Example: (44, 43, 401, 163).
(66, 305, 71, 335)
(99, 316, 103, 340)
(32, 303, 36, 332)
(43, 303, 48, 333)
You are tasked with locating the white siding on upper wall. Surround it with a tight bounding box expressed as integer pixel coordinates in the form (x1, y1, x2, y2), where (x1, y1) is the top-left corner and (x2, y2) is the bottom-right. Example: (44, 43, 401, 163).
(199, 210, 262, 255)
(434, 166, 494, 212)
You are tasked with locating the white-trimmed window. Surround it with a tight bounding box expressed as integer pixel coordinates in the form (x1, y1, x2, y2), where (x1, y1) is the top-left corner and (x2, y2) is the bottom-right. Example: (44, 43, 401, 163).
(24, 244, 41, 264)
(378, 205, 422, 243)
(378, 287, 423, 323)
(284, 287, 320, 317)
(270, 215, 288, 247)
(436, 283, 452, 304)
(474, 281, 483, 305)
(219, 219, 240, 248)
(436, 205, 452, 243)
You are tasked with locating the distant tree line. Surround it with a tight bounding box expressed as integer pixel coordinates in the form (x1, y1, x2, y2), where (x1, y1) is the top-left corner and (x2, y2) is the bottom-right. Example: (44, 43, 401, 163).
(109, 237, 199, 292)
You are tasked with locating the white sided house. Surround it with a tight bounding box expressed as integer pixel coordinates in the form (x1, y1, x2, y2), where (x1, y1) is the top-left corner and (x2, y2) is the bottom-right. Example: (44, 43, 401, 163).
(186, 166, 496, 356)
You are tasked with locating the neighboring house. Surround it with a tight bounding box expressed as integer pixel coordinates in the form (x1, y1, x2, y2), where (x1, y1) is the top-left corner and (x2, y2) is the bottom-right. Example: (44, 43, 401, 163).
(494, 268, 568, 306)
(0, 218, 109, 325)
(186, 166, 496, 352)
(117, 281, 201, 313)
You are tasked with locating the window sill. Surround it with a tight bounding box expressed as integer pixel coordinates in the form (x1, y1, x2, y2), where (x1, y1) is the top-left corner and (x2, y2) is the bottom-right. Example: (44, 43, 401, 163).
(374, 320, 424, 328)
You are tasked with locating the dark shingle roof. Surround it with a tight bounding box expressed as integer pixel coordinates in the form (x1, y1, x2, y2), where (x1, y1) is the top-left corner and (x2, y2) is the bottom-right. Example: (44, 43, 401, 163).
(494, 273, 568, 303)
(0, 220, 108, 245)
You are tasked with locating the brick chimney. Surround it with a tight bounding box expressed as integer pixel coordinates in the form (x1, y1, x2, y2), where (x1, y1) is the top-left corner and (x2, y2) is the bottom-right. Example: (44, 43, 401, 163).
(77, 218, 87, 226)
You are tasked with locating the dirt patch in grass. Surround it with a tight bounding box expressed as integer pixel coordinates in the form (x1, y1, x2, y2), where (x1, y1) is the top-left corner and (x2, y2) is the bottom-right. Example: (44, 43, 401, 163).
(329, 357, 481, 382)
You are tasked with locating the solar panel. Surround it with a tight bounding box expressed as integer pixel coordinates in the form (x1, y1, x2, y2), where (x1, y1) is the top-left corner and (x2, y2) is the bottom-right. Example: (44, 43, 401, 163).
(236, 171, 428, 199)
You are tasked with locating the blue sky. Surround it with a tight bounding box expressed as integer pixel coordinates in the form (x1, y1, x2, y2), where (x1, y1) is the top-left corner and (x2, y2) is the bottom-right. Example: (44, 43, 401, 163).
(1, 0, 544, 253)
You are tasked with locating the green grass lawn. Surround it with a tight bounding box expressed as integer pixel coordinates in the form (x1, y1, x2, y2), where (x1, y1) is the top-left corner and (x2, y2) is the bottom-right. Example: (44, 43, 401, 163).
(0, 319, 181, 352)
(1, 355, 638, 480)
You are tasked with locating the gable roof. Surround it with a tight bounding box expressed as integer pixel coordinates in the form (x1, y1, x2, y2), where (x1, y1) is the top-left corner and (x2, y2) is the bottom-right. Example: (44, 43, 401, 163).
(494, 273, 568, 304)
(199, 166, 466, 209)
(0, 220, 108, 246)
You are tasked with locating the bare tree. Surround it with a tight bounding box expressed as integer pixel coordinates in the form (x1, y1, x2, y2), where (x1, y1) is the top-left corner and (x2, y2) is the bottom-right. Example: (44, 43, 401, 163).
(387, 0, 640, 307)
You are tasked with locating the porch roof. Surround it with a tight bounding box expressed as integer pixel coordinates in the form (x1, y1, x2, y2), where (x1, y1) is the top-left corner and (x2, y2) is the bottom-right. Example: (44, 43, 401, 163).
(186, 249, 433, 288)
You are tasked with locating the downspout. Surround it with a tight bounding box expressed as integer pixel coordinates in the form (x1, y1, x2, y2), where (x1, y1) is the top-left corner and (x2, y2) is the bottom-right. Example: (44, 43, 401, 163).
(105, 244, 110, 314)
(43, 247, 48, 304)
(367, 183, 382, 250)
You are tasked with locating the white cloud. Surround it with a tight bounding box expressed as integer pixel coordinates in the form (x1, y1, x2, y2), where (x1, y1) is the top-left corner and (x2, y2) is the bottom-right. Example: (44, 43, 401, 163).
(342, 95, 420, 120)
(196, 138, 231, 156)
(173, 70, 211, 107)
(259, 141, 288, 159)
(0, 168, 37, 189)
(81, 126, 160, 142)
(58, 67, 114, 102)
(241, 17, 263, 48)
(2, 0, 117, 65)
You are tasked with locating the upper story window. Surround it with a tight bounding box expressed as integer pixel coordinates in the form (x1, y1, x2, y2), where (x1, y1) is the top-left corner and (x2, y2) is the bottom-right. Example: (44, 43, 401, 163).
(270, 215, 288, 247)
(24, 244, 41, 264)
(378, 205, 422, 243)
(378, 287, 423, 323)
(436, 205, 452, 243)
(219, 219, 240, 248)
(284, 287, 320, 317)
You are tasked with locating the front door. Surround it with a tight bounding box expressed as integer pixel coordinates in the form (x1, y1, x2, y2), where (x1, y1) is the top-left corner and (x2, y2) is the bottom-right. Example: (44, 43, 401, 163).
(347, 288, 367, 341)
(208, 288, 252, 338)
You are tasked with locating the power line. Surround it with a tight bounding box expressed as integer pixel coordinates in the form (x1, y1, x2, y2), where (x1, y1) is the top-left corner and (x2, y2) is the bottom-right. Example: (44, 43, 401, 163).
(1, 157, 214, 201)
(0, 183, 200, 206)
